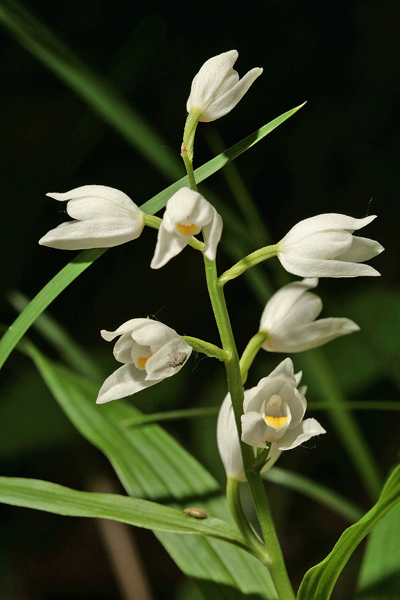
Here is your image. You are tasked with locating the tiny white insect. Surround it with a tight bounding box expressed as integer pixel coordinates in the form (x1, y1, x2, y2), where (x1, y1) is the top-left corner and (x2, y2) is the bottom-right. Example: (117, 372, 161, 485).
(183, 507, 208, 519)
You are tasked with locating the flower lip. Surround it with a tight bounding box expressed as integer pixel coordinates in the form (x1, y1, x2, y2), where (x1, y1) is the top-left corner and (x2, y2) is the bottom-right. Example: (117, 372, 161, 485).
(186, 50, 263, 123)
(241, 358, 326, 451)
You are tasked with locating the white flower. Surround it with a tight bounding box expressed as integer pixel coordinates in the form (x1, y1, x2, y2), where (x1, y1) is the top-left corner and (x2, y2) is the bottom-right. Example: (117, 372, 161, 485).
(277, 214, 384, 277)
(260, 278, 360, 353)
(217, 393, 281, 481)
(96, 318, 192, 404)
(39, 185, 144, 250)
(151, 187, 223, 269)
(186, 50, 263, 123)
(241, 358, 325, 451)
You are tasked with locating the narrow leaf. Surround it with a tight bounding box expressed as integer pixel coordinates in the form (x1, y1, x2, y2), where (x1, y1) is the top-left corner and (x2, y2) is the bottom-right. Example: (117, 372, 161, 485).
(297, 464, 400, 600)
(356, 501, 400, 599)
(0, 477, 251, 549)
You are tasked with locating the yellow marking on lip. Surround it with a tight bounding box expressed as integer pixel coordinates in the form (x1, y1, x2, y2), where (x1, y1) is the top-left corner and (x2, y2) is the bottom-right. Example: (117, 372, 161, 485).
(137, 354, 152, 369)
(176, 223, 200, 236)
(264, 414, 290, 430)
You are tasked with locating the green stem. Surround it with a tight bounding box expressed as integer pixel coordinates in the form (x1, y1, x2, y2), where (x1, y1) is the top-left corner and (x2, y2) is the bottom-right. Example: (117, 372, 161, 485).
(226, 476, 261, 545)
(240, 331, 268, 384)
(181, 150, 198, 192)
(219, 245, 278, 286)
(203, 255, 294, 600)
(181, 335, 229, 361)
(246, 470, 295, 600)
(182, 108, 202, 163)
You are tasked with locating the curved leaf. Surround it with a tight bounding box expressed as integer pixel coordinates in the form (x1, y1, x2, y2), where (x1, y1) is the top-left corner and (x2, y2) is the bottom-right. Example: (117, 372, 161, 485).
(297, 464, 400, 600)
(0, 476, 250, 549)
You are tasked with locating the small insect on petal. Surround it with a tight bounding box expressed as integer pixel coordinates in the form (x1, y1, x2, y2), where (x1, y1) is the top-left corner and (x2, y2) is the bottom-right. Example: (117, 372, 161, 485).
(183, 507, 208, 519)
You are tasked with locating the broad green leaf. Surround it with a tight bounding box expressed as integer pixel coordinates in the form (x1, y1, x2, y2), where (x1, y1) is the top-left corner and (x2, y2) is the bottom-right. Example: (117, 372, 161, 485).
(264, 468, 363, 524)
(0, 103, 303, 374)
(297, 464, 400, 600)
(26, 344, 277, 599)
(0, 477, 251, 549)
(356, 501, 400, 599)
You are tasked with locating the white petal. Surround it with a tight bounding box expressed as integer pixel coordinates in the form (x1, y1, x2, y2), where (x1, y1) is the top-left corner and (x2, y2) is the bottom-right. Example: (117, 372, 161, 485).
(145, 339, 192, 380)
(202, 209, 223, 260)
(130, 320, 178, 347)
(39, 217, 143, 250)
(244, 358, 296, 413)
(260, 278, 319, 332)
(163, 188, 213, 231)
(277, 253, 381, 278)
(186, 50, 262, 122)
(217, 394, 246, 481)
(280, 214, 377, 246)
(241, 411, 269, 449)
(100, 319, 149, 342)
(187, 51, 239, 112)
(279, 384, 306, 429)
(200, 68, 263, 122)
(150, 222, 189, 269)
(266, 317, 360, 353)
(339, 236, 384, 263)
(280, 231, 353, 260)
(96, 364, 153, 403)
(277, 418, 326, 450)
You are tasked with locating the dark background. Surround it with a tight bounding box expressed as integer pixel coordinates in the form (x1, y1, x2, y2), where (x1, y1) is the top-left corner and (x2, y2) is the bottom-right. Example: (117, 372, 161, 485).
(0, 0, 399, 598)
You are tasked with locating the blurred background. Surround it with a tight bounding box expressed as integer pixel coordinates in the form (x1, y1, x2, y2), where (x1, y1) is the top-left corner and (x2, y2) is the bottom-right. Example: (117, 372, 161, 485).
(0, 0, 399, 598)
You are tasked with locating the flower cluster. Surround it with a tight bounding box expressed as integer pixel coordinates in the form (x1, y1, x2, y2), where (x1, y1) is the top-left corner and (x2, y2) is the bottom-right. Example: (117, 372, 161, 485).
(38, 50, 384, 484)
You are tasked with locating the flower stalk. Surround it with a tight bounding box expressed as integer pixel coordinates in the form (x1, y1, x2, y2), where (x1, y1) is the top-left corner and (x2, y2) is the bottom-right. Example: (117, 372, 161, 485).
(219, 245, 278, 286)
(239, 331, 268, 384)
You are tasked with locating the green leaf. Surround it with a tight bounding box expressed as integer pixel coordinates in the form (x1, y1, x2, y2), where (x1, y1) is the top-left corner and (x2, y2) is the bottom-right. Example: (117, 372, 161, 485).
(356, 501, 400, 599)
(297, 464, 400, 600)
(0, 477, 251, 549)
(25, 344, 277, 599)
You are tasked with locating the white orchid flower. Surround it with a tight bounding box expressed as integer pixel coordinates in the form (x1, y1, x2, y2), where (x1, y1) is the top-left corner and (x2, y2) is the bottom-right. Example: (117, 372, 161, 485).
(277, 214, 384, 277)
(241, 358, 325, 451)
(260, 278, 360, 353)
(186, 50, 263, 122)
(151, 187, 223, 269)
(39, 185, 144, 250)
(96, 318, 192, 404)
(217, 393, 281, 481)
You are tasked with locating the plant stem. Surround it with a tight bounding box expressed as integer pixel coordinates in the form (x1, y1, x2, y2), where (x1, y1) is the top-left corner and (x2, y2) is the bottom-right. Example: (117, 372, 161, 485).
(240, 331, 268, 384)
(181, 132, 294, 598)
(203, 255, 295, 600)
(226, 476, 261, 545)
(219, 245, 278, 286)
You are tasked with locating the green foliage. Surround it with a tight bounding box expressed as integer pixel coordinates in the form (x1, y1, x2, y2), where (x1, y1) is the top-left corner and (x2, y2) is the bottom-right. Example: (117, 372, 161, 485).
(23, 343, 277, 599)
(297, 465, 400, 600)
